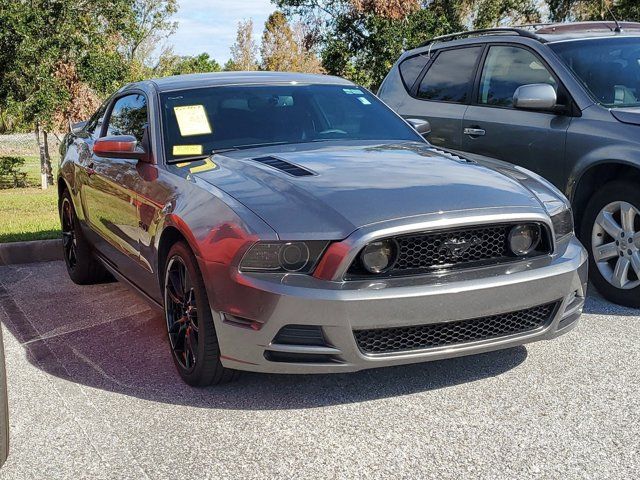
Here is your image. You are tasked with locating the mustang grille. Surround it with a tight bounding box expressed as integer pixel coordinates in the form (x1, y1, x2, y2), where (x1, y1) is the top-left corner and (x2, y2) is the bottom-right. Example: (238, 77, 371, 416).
(347, 223, 550, 278)
(354, 302, 558, 354)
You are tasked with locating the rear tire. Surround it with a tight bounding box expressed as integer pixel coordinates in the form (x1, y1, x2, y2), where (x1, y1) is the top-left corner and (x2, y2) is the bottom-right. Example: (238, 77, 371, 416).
(59, 190, 111, 285)
(580, 181, 640, 307)
(163, 241, 239, 387)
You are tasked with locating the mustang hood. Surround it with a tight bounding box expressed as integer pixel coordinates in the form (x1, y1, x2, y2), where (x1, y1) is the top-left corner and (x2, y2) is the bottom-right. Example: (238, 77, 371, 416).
(195, 141, 543, 239)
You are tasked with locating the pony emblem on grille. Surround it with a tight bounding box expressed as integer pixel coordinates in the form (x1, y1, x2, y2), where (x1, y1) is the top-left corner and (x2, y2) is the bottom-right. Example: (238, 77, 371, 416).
(440, 237, 483, 257)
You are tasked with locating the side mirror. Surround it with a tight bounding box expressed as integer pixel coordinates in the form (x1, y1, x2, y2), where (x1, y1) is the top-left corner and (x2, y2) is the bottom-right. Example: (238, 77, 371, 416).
(513, 83, 557, 111)
(93, 135, 152, 163)
(71, 120, 87, 134)
(406, 118, 432, 136)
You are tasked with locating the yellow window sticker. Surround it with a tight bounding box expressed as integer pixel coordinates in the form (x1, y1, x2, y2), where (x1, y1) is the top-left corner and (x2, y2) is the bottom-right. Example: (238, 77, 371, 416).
(189, 158, 218, 174)
(173, 105, 212, 137)
(173, 144, 203, 156)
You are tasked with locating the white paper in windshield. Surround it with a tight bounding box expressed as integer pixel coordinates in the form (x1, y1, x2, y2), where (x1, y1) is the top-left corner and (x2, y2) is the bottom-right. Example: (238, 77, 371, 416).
(173, 105, 212, 137)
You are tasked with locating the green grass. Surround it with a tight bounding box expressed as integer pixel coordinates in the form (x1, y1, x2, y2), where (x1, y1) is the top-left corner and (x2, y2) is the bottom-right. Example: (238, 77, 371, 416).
(0, 187, 60, 243)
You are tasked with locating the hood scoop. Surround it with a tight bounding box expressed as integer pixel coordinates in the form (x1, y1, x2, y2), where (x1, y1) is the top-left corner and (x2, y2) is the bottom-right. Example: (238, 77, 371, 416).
(611, 108, 640, 126)
(251, 156, 315, 177)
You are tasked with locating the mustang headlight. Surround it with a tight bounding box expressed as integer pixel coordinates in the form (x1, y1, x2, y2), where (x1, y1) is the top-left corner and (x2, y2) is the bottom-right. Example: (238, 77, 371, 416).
(550, 207, 574, 240)
(239, 241, 329, 273)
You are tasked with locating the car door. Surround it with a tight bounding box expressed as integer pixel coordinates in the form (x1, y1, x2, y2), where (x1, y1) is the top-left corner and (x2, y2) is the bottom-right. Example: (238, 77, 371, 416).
(461, 44, 572, 188)
(398, 46, 483, 149)
(81, 93, 148, 277)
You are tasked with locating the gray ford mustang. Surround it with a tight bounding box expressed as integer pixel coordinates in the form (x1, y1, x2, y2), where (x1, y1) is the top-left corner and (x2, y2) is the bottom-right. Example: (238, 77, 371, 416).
(58, 72, 587, 386)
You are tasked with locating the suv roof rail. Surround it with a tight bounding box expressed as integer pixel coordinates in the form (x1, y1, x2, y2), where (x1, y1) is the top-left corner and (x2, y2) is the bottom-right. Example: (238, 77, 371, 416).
(417, 27, 544, 48)
(533, 21, 640, 34)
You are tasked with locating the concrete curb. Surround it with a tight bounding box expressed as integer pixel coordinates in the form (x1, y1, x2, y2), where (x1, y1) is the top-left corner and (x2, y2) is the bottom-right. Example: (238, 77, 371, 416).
(0, 239, 62, 266)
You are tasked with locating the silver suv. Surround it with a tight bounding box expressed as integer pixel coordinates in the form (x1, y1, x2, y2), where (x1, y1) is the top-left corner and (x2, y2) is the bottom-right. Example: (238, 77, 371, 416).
(379, 21, 640, 307)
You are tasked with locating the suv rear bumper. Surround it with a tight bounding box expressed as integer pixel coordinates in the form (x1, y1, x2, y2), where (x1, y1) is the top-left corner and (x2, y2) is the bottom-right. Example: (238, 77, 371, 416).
(207, 238, 587, 374)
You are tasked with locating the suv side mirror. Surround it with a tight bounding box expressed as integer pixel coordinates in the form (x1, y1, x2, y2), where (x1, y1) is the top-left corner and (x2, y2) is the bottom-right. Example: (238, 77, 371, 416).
(93, 135, 152, 163)
(513, 84, 557, 111)
(406, 118, 432, 136)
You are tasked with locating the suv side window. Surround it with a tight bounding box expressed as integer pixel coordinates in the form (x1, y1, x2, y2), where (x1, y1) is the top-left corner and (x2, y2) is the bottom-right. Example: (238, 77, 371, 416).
(479, 45, 557, 107)
(399, 54, 429, 91)
(416, 47, 482, 103)
(105, 94, 148, 142)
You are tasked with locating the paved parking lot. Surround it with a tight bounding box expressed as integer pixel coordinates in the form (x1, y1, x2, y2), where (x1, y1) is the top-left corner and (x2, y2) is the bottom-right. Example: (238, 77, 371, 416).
(0, 261, 638, 479)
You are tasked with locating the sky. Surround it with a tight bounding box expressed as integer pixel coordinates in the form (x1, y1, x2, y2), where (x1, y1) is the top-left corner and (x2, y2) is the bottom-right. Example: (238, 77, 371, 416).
(168, 0, 275, 64)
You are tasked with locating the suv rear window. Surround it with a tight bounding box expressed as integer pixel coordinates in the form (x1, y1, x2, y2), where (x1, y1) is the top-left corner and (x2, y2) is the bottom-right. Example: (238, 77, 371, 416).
(399, 54, 429, 91)
(416, 47, 482, 103)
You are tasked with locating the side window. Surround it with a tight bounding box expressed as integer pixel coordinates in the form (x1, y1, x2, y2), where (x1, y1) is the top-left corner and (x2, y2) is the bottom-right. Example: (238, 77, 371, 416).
(86, 102, 108, 138)
(416, 47, 482, 103)
(105, 94, 148, 142)
(479, 46, 557, 107)
(399, 54, 429, 91)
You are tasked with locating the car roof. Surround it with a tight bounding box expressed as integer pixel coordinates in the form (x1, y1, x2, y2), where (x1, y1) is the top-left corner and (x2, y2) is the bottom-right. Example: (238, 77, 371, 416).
(139, 71, 354, 93)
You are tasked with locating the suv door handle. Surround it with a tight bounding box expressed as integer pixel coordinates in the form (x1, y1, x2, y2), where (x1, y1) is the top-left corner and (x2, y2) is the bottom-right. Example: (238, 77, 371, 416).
(464, 127, 486, 137)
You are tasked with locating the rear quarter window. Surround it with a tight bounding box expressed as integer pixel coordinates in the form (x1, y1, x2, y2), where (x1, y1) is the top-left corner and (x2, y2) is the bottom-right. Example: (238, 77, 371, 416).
(399, 54, 429, 91)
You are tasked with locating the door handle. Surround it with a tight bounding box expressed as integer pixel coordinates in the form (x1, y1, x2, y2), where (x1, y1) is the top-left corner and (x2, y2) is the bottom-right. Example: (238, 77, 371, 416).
(463, 127, 486, 137)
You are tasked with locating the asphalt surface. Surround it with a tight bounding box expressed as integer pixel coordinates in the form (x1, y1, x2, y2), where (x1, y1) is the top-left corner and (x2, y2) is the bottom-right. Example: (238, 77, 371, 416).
(0, 261, 638, 479)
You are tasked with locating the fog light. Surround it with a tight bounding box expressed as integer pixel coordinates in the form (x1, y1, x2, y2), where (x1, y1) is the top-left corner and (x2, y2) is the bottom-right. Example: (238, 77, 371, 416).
(508, 224, 541, 256)
(361, 239, 397, 273)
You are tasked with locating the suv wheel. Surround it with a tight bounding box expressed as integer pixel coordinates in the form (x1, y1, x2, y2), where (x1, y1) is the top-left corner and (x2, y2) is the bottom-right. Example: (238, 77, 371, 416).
(581, 181, 640, 307)
(163, 242, 239, 386)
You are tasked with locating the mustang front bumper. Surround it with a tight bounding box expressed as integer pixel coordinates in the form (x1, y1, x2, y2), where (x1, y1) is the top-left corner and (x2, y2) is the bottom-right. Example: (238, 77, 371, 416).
(203, 237, 588, 374)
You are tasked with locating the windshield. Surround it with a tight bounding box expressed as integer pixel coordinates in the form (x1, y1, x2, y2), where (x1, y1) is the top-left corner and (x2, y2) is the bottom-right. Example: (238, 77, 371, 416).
(160, 84, 421, 161)
(550, 37, 640, 108)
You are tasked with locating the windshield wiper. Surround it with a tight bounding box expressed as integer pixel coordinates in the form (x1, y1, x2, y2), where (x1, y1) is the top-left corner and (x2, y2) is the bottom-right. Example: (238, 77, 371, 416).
(211, 147, 240, 155)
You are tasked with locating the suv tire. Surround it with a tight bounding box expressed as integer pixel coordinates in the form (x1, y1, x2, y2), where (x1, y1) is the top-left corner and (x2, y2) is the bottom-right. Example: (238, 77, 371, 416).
(580, 181, 640, 307)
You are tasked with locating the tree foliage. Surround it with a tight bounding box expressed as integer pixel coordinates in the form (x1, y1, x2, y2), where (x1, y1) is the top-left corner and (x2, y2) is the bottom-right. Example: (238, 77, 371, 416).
(261, 12, 324, 72)
(275, 0, 640, 90)
(548, 0, 640, 22)
(226, 19, 259, 71)
(155, 51, 222, 76)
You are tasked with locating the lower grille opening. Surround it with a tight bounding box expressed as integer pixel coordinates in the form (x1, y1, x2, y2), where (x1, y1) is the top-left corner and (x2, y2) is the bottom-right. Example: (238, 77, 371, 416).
(264, 351, 336, 363)
(354, 302, 559, 355)
(273, 325, 327, 346)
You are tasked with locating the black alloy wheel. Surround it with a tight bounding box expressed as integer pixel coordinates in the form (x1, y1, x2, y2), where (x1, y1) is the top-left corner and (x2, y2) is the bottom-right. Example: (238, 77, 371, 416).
(165, 256, 199, 372)
(61, 197, 78, 269)
(162, 241, 239, 386)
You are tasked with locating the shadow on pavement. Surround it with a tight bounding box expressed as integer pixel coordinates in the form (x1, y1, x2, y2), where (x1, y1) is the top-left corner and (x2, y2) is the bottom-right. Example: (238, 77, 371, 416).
(0, 261, 527, 410)
(582, 284, 640, 316)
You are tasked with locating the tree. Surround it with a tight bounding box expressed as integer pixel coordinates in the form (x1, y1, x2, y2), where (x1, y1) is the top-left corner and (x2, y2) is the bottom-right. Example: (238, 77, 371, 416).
(275, 1, 462, 89)
(548, 0, 640, 22)
(123, 0, 178, 68)
(226, 19, 259, 71)
(261, 12, 324, 72)
(0, 0, 131, 188)
(155, 51, 222, 76)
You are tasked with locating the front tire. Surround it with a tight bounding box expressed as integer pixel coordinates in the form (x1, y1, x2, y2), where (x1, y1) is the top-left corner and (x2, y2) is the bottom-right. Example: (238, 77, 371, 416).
(59, 190, 110, 285)
(163, 241, 239, 386)
(580, 181, 640, 307)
